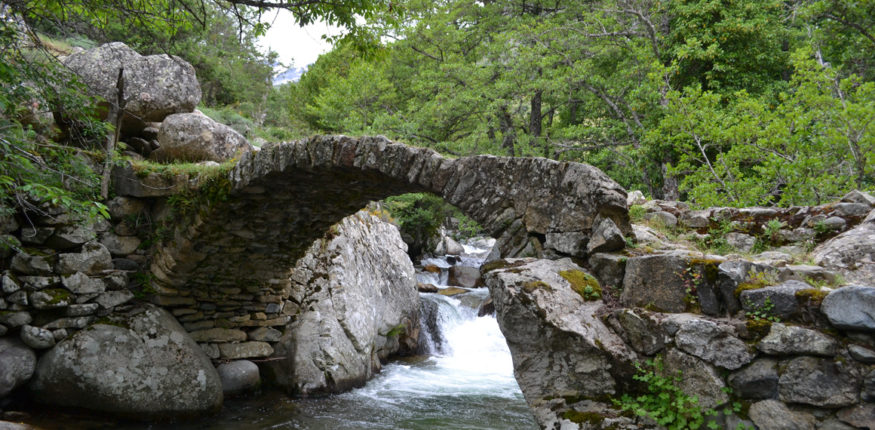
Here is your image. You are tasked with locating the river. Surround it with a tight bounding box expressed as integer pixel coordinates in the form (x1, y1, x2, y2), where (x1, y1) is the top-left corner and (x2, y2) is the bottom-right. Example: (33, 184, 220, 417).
(25, 239, 537, 430)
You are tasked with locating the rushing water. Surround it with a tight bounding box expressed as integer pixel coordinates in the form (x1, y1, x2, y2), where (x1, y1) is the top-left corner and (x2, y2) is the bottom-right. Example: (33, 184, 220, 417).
(25, 239, 537, 430)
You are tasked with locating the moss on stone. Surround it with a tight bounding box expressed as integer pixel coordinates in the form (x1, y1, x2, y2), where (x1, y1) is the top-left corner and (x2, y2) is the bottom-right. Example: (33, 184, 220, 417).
(480, 259, 526, 273)
(745, 318, 772, 338)
(735, 281, 767, 298)
(689, 258, 721, 284)
(44, 288, 72, 305)
(561, 410, 605, 425)
(795, 288, 828, 306)
(559, 270, 602, 301)
(523, 281, 552, 293)
(93, 316, 130, 329)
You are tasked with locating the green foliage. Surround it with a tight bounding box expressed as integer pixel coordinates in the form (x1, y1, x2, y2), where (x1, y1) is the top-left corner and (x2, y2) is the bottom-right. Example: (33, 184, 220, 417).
(744, 297, 781, 323)
(0, 18, 109, 222)
(383, 193, 482, 247)
(629, 205, 647, 223)
(559, 270, 602, 301)
(614, 358, 745, 430)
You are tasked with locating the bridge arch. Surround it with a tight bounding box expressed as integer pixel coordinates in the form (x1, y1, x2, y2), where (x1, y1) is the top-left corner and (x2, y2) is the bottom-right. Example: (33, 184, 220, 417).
(147, 135, 629, 338)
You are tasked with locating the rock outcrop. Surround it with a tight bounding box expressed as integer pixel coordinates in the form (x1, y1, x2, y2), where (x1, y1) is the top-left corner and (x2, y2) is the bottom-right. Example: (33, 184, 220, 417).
(62, 42, 200, 133)
(813, 208, 875, 284)
(485, 256, 875, 430)
(265, 211, 420, 396)
(29, 304, 222, 418)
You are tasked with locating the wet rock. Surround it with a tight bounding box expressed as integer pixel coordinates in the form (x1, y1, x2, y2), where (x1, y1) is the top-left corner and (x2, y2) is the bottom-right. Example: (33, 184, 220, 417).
(749, 400, 815, 430)
(674, 318, 753, 370)
(448, 265, 481, 288)
(1, 272, 20, 294)
(19, 325, 55, 350)
(778, 356, 859, 407)
(28, 305, 222, 418)
(756, 323, 839, 356)
(434, 287, 464, 298)
(739, 280, 811, 320)
(728, 359, 778, 400)
(0, 338, 36, 397)
(417, 283, 439, 293)
(477, 297, 494, 317)
(821, 285, 875, 331)
(153, 112, 251, 163)
(217, 360, 260, 396)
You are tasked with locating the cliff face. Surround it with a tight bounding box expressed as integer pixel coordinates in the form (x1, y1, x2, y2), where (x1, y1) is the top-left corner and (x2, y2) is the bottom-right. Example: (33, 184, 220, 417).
(485, 199, 875, 430)
(266, 211, 420, 396)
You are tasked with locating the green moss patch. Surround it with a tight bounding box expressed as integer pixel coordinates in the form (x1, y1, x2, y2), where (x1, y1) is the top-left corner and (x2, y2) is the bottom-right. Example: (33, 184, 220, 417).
(480, 259, 526, 273)
(561, 410, 605, 424)
(745, 318, 772, 338)
(523, 281, 552, 293)
(795, 288, 828, 306)
(559, 270, 602, 301)
(735, 281, 767, 298)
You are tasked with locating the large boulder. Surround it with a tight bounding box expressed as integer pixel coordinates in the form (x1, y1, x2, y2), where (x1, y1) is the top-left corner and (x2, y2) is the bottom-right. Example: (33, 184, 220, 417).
(265, 211, 420, 396)
(152, 112, 251, 163)
(483, 258, 636, 429)
(813, 209, 875, 284)
(28, 304, 222, 418)
(62, 42, 200, 133)
(0, 338, 36, 397)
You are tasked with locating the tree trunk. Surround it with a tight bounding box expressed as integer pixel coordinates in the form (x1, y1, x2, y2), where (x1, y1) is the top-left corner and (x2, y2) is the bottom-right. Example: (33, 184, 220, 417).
(101, 68, 125, 200)
(661, 160, 679, 201)
(499, 106, 515, 157)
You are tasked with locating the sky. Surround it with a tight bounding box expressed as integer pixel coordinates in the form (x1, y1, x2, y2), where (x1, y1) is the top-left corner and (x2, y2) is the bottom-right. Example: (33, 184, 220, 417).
(256, 10, 338, 69)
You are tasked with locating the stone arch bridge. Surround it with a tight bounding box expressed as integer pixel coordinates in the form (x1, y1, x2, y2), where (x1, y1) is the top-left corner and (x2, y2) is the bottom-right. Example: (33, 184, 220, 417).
(129, 135, 630, 339)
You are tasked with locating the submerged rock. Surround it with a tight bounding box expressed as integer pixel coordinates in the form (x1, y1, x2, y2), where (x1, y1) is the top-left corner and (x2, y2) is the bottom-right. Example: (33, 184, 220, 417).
(28, 304, 222, 418)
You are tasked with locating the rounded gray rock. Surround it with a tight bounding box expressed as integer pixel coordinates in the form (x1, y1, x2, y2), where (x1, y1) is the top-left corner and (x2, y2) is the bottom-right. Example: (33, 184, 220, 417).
(153, 112, 251, 163)
(0, 338, 36, 397)
(28, 305, 222, 418)
(216, 360, 260, 396)
(20, 325, 55, 350)
(821, 285, 875, 331)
